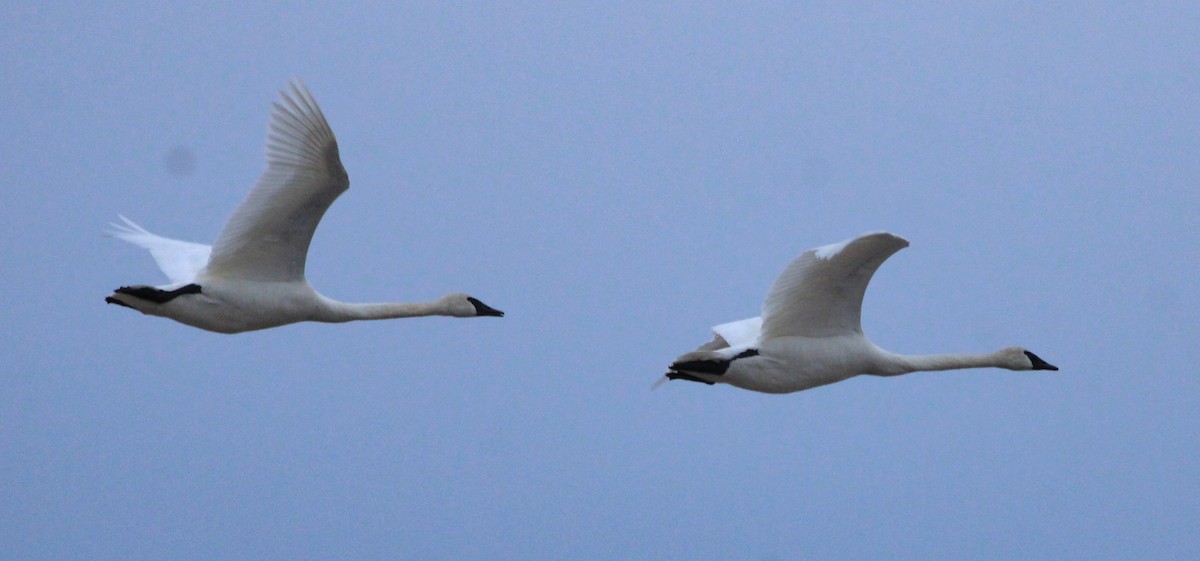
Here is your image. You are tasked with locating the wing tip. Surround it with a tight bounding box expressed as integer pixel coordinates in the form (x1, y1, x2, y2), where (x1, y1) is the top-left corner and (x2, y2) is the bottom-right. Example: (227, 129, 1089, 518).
(264, 79, 337, 168)
(816, 231, 909, 260)
(860, 231, 909, 250)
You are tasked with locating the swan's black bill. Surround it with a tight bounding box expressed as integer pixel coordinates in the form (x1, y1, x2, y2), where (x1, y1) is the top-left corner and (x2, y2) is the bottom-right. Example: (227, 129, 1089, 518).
(467, 297, 505, 317)
(1024, 350, 1058, 371)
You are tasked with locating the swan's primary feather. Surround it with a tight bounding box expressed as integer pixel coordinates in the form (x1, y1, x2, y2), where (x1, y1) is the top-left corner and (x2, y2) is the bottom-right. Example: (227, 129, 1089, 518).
(204, 81, 349, 282)
(107, 215, 211, 284)
(759, 232, 908, 340)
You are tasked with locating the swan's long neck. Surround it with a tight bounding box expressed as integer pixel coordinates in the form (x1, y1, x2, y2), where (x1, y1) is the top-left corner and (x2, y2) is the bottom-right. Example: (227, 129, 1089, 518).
(876, 350, 1010, 375)
(318, 298, 452, 322)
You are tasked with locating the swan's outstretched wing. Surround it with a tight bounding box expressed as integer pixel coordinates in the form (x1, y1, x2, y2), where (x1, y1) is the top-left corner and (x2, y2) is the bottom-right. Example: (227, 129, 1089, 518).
(108, 215, 211, 284)
(203, 81, 349, 282)
(760, 232, 909, 340)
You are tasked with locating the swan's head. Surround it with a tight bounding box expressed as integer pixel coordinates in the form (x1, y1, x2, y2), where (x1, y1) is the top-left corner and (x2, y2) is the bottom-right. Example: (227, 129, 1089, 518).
(1001, 347, 1058, 371)
(440, 293, 505, 318)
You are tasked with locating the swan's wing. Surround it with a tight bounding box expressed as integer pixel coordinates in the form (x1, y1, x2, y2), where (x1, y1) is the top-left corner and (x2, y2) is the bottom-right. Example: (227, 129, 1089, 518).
(108, 215, 211, 284)
(760, 232, 909, 340)
(203, 81, 349, 282)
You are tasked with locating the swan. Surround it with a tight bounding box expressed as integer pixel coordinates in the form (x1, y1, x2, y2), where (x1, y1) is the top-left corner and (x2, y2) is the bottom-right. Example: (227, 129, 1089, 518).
(105, 81, 504, 333)
(659, 232, 1056, 393)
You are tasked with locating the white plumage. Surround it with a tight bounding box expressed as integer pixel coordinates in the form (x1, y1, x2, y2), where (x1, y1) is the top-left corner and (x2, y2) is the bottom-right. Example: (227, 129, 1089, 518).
(106, 81, 503, 333)
(661, 232, 1057, 393)
(108, 215, 211, 285)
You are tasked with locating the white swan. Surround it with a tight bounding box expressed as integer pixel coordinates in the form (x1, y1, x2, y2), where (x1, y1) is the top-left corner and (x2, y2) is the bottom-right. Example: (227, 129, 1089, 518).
(660, 232, 1056, 393)
(105, 81, 504, 333)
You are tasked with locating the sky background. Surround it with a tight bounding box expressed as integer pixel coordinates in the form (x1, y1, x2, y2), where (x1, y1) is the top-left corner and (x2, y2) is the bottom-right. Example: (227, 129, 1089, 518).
(2, 2, 1198, 560)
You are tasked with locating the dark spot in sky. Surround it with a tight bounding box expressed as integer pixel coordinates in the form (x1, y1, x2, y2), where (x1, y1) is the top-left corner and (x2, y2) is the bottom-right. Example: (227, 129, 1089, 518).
(164, 145, 196, 178)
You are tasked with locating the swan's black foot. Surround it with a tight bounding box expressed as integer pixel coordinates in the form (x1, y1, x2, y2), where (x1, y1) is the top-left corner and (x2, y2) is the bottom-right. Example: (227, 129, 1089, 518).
(105, 296, 135, 309)
(664, 372, 715, 385)
(668, 349, 759, 376)
(112, 283, 202, 304)
(669, 359, 730, 376)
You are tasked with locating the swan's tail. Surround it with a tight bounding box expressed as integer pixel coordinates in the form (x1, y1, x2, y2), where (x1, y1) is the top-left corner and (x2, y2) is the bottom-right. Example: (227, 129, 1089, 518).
(106, 215, 212, 284)
(106, 215, 186, 253)
(107, 214, 151, 240)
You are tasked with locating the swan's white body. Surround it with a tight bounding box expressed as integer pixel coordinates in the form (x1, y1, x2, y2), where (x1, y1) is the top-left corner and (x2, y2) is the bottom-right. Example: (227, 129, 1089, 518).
(106, 82, 503, 333)
(662, 232, 1056, 393)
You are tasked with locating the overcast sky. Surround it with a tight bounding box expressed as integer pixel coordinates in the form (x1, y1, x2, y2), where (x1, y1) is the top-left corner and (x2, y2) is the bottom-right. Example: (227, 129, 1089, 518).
(3, 2, 1198, 560)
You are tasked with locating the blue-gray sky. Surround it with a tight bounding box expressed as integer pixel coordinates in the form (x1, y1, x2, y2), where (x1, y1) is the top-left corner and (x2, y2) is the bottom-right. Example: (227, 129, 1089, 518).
(3, 2, 1197, 559)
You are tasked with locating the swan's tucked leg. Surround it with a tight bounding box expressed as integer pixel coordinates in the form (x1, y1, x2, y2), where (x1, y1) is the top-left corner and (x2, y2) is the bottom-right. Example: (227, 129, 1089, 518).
(104, 297, 136, 309)
(669, 349, 759, 377)
(109, 283, 202, 304)
(664, 372, 716, 385)
(670, 357, 733, 376)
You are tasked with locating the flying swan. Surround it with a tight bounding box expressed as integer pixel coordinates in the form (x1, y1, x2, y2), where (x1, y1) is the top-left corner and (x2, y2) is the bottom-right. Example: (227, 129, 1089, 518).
(659, 232, 1056, 393)
(105, 81, 504, 333)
